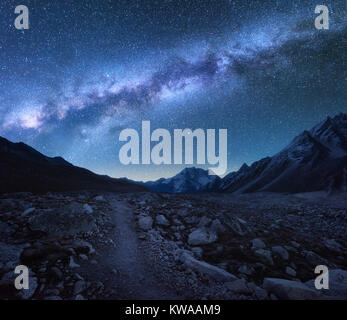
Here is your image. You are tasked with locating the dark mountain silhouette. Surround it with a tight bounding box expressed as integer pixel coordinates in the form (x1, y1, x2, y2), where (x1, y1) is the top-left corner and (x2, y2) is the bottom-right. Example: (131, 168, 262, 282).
(0, 137, 146, 193)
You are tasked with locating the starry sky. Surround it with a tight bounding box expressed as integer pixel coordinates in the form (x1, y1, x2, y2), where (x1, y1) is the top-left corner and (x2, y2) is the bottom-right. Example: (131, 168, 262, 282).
(0, 0, 346, 181)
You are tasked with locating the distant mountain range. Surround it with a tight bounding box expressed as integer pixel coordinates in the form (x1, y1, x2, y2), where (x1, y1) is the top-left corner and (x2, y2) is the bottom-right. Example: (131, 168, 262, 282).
(141, 113, 347, 194)
(0, 137, 145, 193)
(1, 113, 346, 194)
(138, 167, 221, 193)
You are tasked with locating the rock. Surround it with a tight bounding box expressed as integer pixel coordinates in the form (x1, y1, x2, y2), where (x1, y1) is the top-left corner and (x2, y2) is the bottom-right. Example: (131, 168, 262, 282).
(49, 267, 63, 282)
(324, 239, 342, 253)
(254, 249, 273, 265)
(94, 195, 105, 202)
(73, 280, 86, 295)
(263, 278, 320, 300)
(248, 283, 268, 300)
(44, 295, 62, 300)
(238, 265, 255, 276)
(156, 215, 170, 226)
(83, 204, 93, 214)
(210, 219, 226, 235)
(28, 202, 97, 236)
(79, 254, 88, 261)
(191, 247, 203, 258)
(177, 209, 189, 217)
(305, 269, 347, 298)
(181, 252, 238, 282)
(0, 242, 25, 269)
(225, 279, 253, 294)
(272, 246, 289, 260)
(138, 216, 153, 231)
(290, 241, 300, 248)
(302, 250, 327, 266)
(221, 213, 250, 236)
(69, 256, 80, 269)
(286, 266, 297, 277)
(252, 238, 266, 250)
(72, 240, 95, 255)
(198, 216, 211, 228)
(188, 228, 217, 246)
(22, 208, 35, 217)
(44, 288, 60, 296)
(75, 294, 85, 300)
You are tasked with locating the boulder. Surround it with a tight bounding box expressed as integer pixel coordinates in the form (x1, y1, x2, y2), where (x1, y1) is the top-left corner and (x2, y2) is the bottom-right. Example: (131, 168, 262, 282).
(181, 252, 238, 282)
(138, 216, 153, 231)
(28, 202, 98, 236)
(156, 215, 170, 226)
(225, 279, 253, 294)
(263, 278, 320, 300)
(210, 219, 226, 235)
(188, 228, 217, 246)
(254, 249, 273, 265)
(251, 238, 266, 250)
(272, 246, 289, 260)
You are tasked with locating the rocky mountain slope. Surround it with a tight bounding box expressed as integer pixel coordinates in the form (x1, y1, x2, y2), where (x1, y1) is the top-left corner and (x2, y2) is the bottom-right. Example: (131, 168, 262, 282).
(221, 113, 347, 193)
(0, 137, 145, 194)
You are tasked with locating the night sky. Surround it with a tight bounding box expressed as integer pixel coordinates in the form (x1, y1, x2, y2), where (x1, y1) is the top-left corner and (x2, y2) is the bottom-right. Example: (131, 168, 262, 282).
(0, 0, 346, 181)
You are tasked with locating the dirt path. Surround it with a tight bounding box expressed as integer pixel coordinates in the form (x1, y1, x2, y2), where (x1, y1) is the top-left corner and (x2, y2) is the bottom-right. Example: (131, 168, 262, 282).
(99, 196, 179, 299)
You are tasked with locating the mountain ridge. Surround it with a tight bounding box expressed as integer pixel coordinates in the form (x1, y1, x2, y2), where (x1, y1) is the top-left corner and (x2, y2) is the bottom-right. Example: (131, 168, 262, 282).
(0, 136, 146, 194)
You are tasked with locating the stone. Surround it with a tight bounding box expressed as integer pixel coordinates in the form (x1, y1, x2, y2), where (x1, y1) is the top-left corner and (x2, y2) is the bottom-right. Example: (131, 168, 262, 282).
(286, 266, 296, 277)
(188, 228, 217, 246)
(28, 202, 97, 236)
(263, 278, 320, 300)
(94, 195, 105, 202)
(138, 216, 153, 231)
(198, 216, 211, 228)
(225, 279, 253, 294)
(210, 219, 226, 235)
(44, 296, 62, 300)
(302, 250, 326, 266)
(272, 246, 289, 260)
(255, 249, 273, 265)
(50, 267, 63, 281)
(324, 239, 342, 253)
(181, 252, 238, 282)
(69, 256, 80, 268)
(290, 241, 300, 248)
(79, 254, 88, 261)
(0, 242, 25, 269)
(22, 207, 35, 217)
(191, 247, 203, 258)
(73, 280, 86, 295)
(156, 215, 170, 226)
(251, 238, 266, 250)
(238, 265, 255, 276)
(83, 204, 93, 214)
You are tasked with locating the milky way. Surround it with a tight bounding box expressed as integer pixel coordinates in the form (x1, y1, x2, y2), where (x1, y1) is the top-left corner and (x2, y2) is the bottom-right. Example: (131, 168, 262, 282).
(0, 0, 346, 180)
